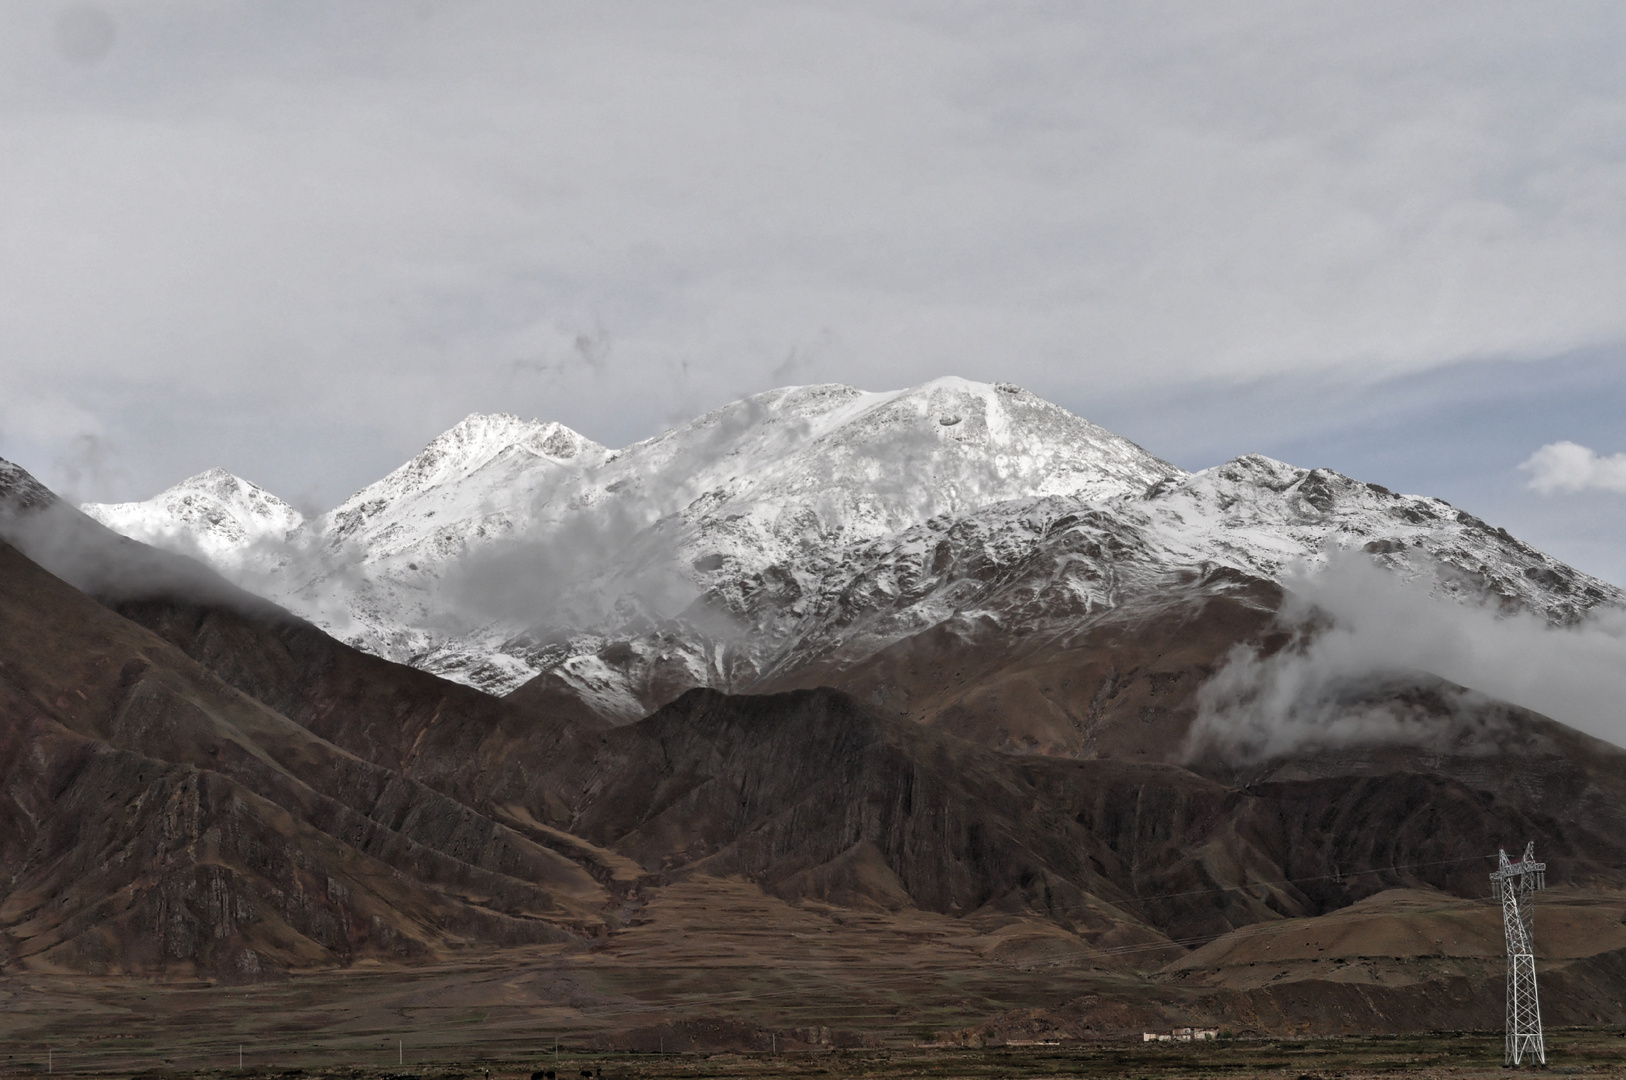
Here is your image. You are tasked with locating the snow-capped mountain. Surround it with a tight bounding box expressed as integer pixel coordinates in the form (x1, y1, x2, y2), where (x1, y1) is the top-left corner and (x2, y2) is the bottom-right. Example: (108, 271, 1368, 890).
(82, 468, 304, 562)
(398, 378, 1182, 710)
(94, 378, 1178, 696)
(79, 378, 1626, 723)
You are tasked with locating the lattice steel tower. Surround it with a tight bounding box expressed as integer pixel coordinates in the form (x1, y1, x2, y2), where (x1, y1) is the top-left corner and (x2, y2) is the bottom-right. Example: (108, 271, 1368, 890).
(1491, 842, 1546, 1066)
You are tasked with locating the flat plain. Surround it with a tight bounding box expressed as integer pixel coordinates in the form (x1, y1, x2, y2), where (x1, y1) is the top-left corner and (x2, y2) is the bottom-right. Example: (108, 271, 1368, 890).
(5, 876, 1626, 1078)
(2, 1032, 1626, 1080)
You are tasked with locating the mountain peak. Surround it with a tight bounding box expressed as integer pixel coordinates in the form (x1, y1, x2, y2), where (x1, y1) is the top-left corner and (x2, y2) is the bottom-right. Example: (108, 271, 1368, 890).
(640, 376, 1181, 504)
(786, 375, 1185, 502)
(169, 466, 268, 499)
(81, 468, 302, 558)
(353, 413, 606, 506)
(317, 413, 609, 555)
(434, 412, 603, 457)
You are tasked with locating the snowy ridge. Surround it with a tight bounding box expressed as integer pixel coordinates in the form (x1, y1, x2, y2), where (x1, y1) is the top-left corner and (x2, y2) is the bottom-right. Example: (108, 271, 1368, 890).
(1136, 454, 1614, 621)
(438, 450, 1623, 719)
(76, 378, 1625, 718)
(754, 454, 1620, 680)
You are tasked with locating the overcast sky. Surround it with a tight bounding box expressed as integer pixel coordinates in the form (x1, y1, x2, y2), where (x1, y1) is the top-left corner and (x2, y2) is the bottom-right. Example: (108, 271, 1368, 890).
(3, 2, 1624, 583)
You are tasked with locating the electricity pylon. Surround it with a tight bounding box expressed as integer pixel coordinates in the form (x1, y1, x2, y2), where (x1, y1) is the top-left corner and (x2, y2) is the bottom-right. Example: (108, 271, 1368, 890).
(1491, 841, 1546, 1066)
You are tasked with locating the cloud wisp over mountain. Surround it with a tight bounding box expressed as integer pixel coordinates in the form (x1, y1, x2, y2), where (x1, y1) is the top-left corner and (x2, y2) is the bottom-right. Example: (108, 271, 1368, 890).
(1188, 551, 1626, 762)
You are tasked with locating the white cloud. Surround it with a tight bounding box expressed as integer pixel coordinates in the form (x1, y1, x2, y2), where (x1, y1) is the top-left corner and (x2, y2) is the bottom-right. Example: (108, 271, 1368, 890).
(1521, 441, 1626, 495)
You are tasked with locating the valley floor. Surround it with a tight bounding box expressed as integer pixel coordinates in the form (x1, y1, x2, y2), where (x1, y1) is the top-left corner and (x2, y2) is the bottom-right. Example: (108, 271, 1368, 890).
(0, 1034, 1623, 1080)
(5, 877, 1626, 1074)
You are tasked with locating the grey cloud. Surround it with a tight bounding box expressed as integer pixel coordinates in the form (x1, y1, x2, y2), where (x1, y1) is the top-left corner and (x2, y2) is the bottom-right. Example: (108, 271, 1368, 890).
(49, 432, 127, 504)
(5, 3, 1626, 507)
(53, 5, 115, 65)
(0, 488, 250, 611)
(1186, 550, 1626, 762)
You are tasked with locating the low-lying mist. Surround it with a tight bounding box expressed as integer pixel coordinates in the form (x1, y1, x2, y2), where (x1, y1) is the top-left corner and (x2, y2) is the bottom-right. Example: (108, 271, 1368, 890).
(1187, 550, 1626, 762)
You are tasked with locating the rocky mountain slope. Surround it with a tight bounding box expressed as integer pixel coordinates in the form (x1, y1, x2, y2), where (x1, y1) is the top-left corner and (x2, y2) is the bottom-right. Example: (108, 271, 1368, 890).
(0, 535, 603, 976)
(80, 379, 1626, 734)
(4, 507, 1620, 977)
(13, 456, 1626, 1039)
(1, 465, 616, 975)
